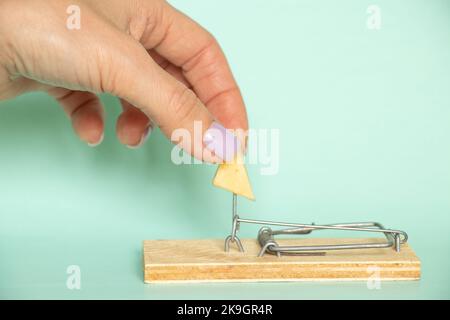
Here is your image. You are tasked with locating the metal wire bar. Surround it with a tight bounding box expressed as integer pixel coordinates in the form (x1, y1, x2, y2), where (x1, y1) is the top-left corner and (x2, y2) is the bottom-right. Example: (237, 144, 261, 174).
(224, 194, 409, 257)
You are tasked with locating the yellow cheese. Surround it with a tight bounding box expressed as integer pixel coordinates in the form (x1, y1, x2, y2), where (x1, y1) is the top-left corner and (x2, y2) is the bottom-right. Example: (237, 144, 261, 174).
(212, 156, 255, 200)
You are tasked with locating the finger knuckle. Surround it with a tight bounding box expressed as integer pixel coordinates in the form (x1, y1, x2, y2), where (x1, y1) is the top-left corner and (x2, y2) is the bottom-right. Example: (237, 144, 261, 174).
(168, 85, 198, 123)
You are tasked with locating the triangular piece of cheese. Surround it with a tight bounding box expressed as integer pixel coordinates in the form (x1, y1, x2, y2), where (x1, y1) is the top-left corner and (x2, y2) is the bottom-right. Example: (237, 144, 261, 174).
(212, 156, 255, 200)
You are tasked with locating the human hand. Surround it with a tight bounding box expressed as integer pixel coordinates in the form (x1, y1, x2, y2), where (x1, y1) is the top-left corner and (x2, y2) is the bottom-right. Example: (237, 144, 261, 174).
(0, 0, 247, 162)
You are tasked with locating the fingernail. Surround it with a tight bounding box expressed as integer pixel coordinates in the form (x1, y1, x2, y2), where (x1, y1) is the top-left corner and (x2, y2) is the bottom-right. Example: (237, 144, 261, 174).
(127, 126, 151, 149)
(87, 132, 104, 147)
(203, 122, 240, 162)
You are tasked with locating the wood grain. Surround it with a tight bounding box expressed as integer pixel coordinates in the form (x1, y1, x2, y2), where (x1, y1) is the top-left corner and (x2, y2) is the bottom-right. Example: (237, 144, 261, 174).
(143, 238, 420, 283)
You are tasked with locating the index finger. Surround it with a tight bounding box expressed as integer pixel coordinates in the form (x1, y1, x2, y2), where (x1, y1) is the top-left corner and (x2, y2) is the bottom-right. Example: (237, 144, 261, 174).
(141, 2, 248, 133)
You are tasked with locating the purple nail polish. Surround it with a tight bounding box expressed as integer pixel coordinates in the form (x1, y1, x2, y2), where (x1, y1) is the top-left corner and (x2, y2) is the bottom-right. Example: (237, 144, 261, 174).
(203, 122, 240, 162)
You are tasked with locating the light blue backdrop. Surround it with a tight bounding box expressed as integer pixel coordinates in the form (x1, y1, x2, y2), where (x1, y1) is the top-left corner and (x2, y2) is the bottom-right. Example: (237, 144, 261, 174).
(0, 0, 449, 299)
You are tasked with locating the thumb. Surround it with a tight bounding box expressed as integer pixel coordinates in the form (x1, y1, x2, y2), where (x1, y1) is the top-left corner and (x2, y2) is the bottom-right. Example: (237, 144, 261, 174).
(105, 38, 240, 163)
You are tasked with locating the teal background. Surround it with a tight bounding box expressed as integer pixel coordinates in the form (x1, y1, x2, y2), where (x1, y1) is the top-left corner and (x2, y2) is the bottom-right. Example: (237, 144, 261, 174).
(0, 0, 449, 299)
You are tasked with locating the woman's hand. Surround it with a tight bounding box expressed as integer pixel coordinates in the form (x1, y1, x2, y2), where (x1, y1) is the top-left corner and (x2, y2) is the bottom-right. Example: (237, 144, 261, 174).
(0, 0, 247, 162)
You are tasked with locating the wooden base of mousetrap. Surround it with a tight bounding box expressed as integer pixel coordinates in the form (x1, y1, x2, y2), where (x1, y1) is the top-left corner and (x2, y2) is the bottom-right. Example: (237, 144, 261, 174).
(143, 238, 420, 283)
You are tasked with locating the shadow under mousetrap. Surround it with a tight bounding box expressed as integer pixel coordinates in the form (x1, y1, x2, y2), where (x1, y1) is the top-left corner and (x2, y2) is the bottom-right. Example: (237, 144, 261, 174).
(143, 195, 420, 283)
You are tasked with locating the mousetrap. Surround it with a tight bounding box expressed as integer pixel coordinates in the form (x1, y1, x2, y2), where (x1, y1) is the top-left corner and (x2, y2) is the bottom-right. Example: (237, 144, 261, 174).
(144, 158, 420, 283)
